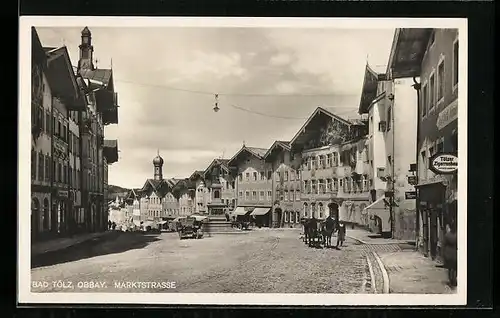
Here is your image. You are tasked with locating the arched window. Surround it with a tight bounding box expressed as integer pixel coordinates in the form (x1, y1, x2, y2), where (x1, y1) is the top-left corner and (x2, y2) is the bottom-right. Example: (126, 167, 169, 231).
(303, 203, 308, 217)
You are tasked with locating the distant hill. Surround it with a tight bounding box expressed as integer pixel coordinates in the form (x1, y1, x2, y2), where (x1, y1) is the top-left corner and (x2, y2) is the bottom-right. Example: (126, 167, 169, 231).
(107, 185, 131, 199)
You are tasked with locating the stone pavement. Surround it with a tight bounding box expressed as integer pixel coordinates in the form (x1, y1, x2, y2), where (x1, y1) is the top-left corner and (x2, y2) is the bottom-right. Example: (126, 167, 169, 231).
(31, 231, 115, 257)
(378, 251, 454, 294)
(347, 228, 413, 245)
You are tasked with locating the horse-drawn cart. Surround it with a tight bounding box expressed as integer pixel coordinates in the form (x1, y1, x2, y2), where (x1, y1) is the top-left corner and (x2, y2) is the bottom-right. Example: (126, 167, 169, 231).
(175, 216, 205, 239)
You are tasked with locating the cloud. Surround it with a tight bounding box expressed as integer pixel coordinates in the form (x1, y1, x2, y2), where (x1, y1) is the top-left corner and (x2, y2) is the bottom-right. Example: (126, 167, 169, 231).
(270, 53, 292, 66)
(35, 26, 395, 189)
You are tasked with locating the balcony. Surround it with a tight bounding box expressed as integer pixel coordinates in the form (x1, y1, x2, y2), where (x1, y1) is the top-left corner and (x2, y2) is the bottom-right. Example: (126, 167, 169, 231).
(103, 139, 119, 164)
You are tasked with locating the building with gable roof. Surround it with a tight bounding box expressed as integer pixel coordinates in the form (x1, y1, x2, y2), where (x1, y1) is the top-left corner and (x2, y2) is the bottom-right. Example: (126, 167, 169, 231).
(358, 61, 418, 239)
(288, 107, 371, 225)
(387, 28, 459, 257)
(263, 140, 303, 228)
(202, 158, 237, 216)
(228, 145, 273, 227)
(31, 27, 90, 241)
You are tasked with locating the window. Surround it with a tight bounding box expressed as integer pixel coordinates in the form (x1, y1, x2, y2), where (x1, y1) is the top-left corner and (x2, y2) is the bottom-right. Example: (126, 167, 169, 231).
(45, 112, 51, 134)
(318, 203, 324, 219)
(421, 150, 428, 180)
(245, 191, 250, 199)
(45, 155, 50, 182)
(295, 190, 301, 201)
(245, 172, 250, 181)
(253, 172, 257, 181)
(387, 107, 392, 131)
(290, 170, 295, 181)
(421, 84, 428, 117)
(31, 151, 37, 180)
(267, 191, 272, 199)
(311, 180, 317, 194)
(326, 154, 331, 167)
(260, 191, 265, 200)
(284, 190, 289, 201)
(304, 203, 308, 217)
(429, 73, 435, 111)
(284, 171, 289, 181)
(318, 156, 326, 168)
(318, 179, 325, 194)
(260, 171, 265, 180)
(339, 179, 343, 187)
(453, 39, 459, 88)
(307, 157, 311, 170)
(332, 153, 338, 166)
(231, 181, 235, 189)
(252, 191, 257, 200)
(239, 174, 242, 181)
(437, 59, 445, 102)
(436, 138, 444, 153)
(37, 153, 44, 181)
(267, 170, 272, 180)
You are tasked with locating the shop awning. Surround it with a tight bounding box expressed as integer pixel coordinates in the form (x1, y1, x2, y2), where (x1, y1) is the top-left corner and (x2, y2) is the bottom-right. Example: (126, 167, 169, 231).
(190, 215, 208, 221)
(232, 207, 248, 216)
(250, 207, 270, 216)
(364, 196, 389, 213)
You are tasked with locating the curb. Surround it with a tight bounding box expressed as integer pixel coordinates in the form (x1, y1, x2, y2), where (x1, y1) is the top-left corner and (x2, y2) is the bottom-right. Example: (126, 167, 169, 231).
(31, 231, 116, 257)
(372, 251, 390, 294)
(365, 255, 377, 294)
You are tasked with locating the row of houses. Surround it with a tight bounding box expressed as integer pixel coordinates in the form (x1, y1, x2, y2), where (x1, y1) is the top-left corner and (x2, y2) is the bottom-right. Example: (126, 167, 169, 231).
(119, 28, 459, 262)
(31, 27, 120, 242)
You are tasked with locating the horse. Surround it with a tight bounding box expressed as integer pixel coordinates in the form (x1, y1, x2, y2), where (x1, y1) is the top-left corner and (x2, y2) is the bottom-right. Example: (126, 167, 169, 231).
(323, 217, 337, 247)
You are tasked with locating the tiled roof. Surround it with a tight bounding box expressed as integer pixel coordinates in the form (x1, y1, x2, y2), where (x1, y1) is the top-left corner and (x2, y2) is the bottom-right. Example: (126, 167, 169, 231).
(79, 68, 113, 87)
(245, 147, 268, 158)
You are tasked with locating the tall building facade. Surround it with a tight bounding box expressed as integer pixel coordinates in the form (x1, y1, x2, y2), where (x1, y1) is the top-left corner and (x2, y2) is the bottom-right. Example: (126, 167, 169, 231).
(359, 63, 419, 239)
(263, 141, 302, 228)
(31, 26, 119, 242)
(387, 28, 459, 259)
(76, 27, 119, 233)
(287, 107, 370, 225)
(228, 146, 273, 226)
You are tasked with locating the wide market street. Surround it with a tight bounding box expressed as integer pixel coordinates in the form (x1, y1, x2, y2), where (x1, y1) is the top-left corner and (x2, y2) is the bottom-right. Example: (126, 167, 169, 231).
(31, 229, 387, 294)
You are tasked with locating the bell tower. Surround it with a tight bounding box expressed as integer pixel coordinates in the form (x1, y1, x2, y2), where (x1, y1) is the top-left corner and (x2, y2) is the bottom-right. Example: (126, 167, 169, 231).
(78, 26, 95, 72)
(152, 150, 164, 181)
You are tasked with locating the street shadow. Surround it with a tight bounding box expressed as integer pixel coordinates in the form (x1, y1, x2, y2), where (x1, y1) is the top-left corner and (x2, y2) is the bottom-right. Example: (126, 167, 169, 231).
(31, 232, 161, 269)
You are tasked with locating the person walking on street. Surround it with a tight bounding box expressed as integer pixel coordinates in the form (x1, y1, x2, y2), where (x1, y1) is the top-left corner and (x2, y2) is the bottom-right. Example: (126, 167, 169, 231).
(443, 218, 457, 288)
(336, 221, 346, 248)
(108, 220, 112, 230)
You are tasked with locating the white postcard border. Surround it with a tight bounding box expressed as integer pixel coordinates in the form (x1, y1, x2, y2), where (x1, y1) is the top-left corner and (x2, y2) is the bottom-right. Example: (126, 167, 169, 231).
(18, 16, 468, 306)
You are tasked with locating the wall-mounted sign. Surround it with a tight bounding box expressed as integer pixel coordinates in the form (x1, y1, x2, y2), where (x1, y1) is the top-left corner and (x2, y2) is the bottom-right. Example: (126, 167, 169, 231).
(405, 191, 417, 199)
(436, 99, 458, 130)
(57, 190, 69, 198)
(429, 153, 458, 175)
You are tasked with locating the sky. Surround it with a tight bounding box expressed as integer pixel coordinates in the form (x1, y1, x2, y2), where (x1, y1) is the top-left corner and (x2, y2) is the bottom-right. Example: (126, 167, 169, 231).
(36, 25, 395, 189)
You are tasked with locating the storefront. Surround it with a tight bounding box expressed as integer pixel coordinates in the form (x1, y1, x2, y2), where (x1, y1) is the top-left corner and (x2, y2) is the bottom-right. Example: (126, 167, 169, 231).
(250, 207, 271, 227)
(416, 152, 458, 260)
(52, 189, 69, 234)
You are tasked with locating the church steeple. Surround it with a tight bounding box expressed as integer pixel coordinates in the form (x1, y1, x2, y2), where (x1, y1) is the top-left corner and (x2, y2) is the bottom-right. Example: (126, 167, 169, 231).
(78, 26, 95, 72)
(152, 149, 164, 181)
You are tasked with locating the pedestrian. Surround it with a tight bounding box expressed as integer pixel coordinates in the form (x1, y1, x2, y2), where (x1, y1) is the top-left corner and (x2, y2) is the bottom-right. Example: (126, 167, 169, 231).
(443, 217, 457, 288)
(108, 220, 112, 230)
(225, 212, 230, 222)
(324, 215, 336, 247)
(336, 221, 346, 247)
(112, 222, 117, 230)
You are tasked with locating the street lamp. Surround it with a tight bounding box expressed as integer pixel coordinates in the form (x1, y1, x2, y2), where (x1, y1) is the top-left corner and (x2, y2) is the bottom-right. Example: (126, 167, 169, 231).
(213, 94, 220, 112)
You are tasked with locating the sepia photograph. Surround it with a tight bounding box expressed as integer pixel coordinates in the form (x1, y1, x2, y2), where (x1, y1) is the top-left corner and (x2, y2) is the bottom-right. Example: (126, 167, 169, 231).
(19, 17, 467, 306)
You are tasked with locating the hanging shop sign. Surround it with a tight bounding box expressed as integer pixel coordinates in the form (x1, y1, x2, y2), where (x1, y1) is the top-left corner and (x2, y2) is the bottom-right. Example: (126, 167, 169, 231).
(405, 191, 417, 199)
(57, 190, 69, 198)
(429, 152, 458, 175)
(407, 175, 417, 186)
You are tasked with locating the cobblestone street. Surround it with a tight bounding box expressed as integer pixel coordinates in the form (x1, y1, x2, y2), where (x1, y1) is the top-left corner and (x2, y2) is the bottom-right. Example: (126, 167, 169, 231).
(32, 229, 372, 293)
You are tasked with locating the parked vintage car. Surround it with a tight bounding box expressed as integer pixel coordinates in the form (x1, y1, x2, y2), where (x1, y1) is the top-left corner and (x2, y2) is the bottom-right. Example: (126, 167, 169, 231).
(175, 216, 205, 239)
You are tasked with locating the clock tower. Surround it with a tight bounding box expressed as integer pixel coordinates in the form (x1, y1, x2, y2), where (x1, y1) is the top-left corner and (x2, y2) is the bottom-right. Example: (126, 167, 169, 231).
(77, 26, 95, 72)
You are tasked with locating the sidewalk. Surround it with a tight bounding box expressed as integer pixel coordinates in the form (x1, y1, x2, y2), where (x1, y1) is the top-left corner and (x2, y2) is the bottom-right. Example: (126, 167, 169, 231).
(378, 251, 454, 294)
(31, 231, 115, 257)
(347, 228, 412, 245)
